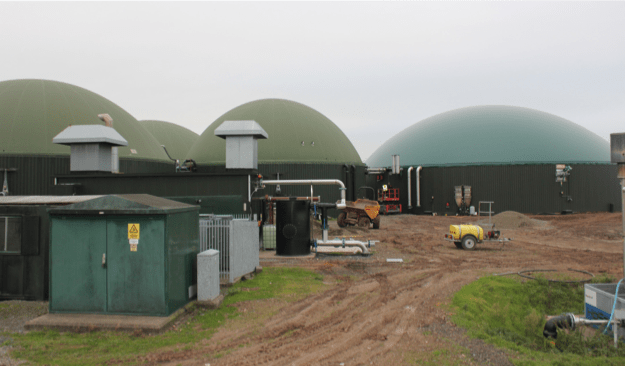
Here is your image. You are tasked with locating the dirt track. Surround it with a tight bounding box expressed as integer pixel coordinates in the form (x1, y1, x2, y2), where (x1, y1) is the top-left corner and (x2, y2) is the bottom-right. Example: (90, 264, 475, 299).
(147, 213, 624, 365)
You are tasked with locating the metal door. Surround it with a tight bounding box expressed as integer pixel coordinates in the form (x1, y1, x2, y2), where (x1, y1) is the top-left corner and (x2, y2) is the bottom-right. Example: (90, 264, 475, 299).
(50, 217, 107, 313)
(106, 217, 166, 314)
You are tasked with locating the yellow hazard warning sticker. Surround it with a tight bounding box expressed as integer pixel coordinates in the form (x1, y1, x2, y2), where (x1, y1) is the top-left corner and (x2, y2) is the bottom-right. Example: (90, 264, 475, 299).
(128, 224, 140, 239)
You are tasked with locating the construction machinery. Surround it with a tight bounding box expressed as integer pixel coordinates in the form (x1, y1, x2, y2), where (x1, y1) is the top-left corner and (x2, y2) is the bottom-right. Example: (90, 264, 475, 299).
(337, 198, 381, 229)
(378, 185, 402, 214)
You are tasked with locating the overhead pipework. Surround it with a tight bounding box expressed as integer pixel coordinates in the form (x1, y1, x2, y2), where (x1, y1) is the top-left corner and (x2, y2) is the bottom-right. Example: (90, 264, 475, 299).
(365, 167, 387, 175)
(259, 179, 348, 209)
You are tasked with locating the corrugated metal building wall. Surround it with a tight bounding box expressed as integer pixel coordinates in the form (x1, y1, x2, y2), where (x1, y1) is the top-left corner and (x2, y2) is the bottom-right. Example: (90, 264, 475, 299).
(367, 164, 621, 215)
(0, 155, 174, 196)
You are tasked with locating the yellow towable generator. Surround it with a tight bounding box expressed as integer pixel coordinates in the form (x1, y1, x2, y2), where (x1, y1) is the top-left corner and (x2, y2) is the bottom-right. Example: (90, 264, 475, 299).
(444, 224, 505, 250)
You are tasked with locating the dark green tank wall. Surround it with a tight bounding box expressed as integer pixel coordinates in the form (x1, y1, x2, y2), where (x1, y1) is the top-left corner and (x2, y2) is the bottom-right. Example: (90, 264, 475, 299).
(366, 164, 621, 215)
(0, 155, 174, 195)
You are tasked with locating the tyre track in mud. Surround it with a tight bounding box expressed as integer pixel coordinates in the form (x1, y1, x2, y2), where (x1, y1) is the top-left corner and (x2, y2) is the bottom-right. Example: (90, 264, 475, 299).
(142, 213, 624, 365)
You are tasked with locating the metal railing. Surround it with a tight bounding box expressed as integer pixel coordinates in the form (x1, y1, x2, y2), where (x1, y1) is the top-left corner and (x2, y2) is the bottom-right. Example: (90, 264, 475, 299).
(199, 216, 232, 281)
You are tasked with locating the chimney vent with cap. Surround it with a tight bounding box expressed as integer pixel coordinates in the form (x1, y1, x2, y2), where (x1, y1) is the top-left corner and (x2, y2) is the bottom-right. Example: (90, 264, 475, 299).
(214, 120, 268, 169)
(52, 123, 128, 173)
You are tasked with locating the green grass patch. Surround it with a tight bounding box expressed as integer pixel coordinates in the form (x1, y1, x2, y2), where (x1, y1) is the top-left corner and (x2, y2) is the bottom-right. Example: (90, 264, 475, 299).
(405, 340, 471, 365)
(451, 275, 625, 365)
(6, 267, 325, 365)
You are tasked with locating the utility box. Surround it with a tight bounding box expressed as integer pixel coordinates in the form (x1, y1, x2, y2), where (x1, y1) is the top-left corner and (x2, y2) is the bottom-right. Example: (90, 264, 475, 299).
(48, 194, 199, 316)
(584, 283, 625, 338)
(197, 249, 220, 301)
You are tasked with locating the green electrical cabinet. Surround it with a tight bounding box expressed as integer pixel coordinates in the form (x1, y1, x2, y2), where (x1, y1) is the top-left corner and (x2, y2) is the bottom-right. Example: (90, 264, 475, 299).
(48, 195, 199, 316)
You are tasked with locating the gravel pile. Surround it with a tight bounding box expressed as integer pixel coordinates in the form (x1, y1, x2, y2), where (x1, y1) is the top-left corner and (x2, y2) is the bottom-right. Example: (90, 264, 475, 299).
(479, 211, 547, 229)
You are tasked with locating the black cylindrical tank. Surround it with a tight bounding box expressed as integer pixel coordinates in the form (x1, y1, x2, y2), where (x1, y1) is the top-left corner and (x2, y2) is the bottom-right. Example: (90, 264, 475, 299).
(276, 200, 311, 256)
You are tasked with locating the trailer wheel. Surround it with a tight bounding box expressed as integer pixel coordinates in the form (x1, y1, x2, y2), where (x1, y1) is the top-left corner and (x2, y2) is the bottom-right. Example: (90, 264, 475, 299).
(337, 212, 348, 228)
(372, 216, 381, 229)
(358, 216, 371, 228)
(454, 242, 462, 249)
(461, 235, 477, 250)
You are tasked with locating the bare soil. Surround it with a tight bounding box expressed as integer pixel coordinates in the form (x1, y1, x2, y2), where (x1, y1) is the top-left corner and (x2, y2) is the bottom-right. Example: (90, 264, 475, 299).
(4, 212, 625, 365)
(144, 212, 624, 366)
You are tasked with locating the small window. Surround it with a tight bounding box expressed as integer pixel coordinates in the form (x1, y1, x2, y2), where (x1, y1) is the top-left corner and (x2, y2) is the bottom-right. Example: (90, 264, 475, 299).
(0, 217, 21, 253)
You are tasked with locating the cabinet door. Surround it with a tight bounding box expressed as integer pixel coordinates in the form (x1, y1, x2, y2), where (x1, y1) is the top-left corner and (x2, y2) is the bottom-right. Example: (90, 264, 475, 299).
(106, 217, 166, 315)
(50, 217, 107, 313)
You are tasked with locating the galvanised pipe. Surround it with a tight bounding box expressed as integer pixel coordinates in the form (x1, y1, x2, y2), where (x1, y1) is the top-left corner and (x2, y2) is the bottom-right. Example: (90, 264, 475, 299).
(407, 167, 414, 209)
(261, 179, 347, 209)
(416, 166, 422, 207)
(315, 238, 374, 254)
(365, 168, 387, 174)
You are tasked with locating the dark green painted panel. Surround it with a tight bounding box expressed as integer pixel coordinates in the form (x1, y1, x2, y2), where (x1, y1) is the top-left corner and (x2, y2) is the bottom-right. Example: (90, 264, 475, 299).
(165, 210, 199, 314)
(49, 217, 106, 313)
(0, 257, 22, 296)
(106, 217, 166, 315)
(0, 206, 49, 300)
(166, 195, 244, 215)
(20, 216, 39, 256)
(0, 154, 172, 196)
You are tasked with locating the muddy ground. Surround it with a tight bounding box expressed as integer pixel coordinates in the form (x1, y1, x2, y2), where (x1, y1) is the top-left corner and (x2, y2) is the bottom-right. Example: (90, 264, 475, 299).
(140, 212, 624, 366)
(4, 212, 624, 365)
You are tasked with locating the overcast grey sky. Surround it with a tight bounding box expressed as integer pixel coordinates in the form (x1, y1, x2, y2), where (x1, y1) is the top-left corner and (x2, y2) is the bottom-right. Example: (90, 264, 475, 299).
(2, 1, 624, 162)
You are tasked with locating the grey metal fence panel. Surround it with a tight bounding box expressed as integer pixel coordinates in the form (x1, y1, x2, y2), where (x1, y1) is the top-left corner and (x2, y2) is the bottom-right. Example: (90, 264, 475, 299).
(230, 220, 260, 282)
(199, 215, 259, 283)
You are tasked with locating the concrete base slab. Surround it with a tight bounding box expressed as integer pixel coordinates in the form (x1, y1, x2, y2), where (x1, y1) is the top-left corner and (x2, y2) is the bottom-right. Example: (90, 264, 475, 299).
(24, 306, 188, 333)
(197, 294, 224, 310)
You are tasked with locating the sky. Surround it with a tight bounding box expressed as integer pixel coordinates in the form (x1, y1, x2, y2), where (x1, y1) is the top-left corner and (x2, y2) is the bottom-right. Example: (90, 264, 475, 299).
(1, 1, 624, 162)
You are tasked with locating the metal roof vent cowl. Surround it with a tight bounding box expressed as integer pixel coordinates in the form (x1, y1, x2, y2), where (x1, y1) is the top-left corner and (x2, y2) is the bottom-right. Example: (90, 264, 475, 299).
(214, 120, 268, 169)
(52, 123, 128, 173)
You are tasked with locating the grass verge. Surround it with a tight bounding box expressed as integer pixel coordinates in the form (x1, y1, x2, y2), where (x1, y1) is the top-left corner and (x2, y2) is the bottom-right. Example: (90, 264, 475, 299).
(4, 267, 325, 365)
(451, 274, 625, 365)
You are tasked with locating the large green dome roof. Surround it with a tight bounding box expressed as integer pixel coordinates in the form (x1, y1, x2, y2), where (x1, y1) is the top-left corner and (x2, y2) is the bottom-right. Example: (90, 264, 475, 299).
(0, 79, 169, 162)
(139, 120, 199, 161)
(366, 105, 610, 167)
(186, 99, 363, 165)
